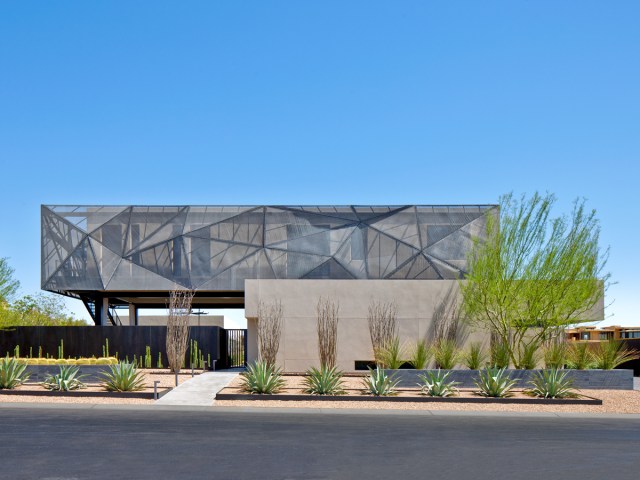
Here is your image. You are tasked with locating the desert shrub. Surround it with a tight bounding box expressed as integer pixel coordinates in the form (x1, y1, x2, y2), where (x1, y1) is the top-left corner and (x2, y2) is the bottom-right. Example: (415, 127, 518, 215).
(362, 367, 399, 396)
(368, 300, 397, 367)
(0, 357, 30, 389)
(593, 341, 640, 370)
(567, 342, 595, 370)
(101, 362, 146, 392)
(303, 366, 345, 395)
(408, 341, 431, 370)
(42, 366, 87, 391)
(474, 367, 518, 398)
(418, 370, 459, 397)
(463, 343, 486, 370)
(527, 369, 577, 399)
(432, 339, 459, 369)
(490, 341, 511, 368)
(257, 300, 284, 368)
(240, 361, 285, 394)
(544, 341, 568, 369)
(96, 357, 117, 365)
(316, 297, 339, 369)
(377, 337, 405, 369)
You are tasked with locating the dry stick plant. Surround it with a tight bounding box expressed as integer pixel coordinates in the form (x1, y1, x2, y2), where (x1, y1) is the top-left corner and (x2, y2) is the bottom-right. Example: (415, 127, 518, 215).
(257, 299, 283, 368)
(367, 300, 398, 367)
(166, 289, 194, 386)
(316, 296, 339, 369)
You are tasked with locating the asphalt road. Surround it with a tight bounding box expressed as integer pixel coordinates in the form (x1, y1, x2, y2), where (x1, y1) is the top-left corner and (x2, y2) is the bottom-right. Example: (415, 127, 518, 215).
(1, 407, 639, 480)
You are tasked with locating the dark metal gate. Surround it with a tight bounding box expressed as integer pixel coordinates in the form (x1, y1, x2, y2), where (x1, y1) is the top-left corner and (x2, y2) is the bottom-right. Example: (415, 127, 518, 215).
(220, 329, 247, 369)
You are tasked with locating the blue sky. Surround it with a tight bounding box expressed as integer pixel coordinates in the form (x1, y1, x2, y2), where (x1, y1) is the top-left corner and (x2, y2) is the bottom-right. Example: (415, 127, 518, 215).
(0, 1, 638, 327)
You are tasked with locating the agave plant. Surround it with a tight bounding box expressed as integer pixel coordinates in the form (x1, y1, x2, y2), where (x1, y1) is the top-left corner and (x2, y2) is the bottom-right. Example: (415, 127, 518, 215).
(418, 369, 459, 397)
(593, 341, 640, 370)
(527, 369, 577, 399)
(362, 367, 399, 396)
(0, 357, 31, 389)
(101, 362, 146, 392)
(408, 341, 431, 370)
(42, 365, 87, 391)
(567, 342, 595, 370)
(463, 342, 486, 370)
(240, 360, 285, 394)
(474, 367, 518, 398)
(303, 366, 345, 395)
(376, 337, 405, 369)
(432, 339, 459, 369)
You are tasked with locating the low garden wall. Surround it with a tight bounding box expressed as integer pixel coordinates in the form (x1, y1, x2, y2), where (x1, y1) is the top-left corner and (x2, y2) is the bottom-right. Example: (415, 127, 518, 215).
(385, 369, 635, 390)
(21, 365, 203, 383)
(23, 365, 114, 383)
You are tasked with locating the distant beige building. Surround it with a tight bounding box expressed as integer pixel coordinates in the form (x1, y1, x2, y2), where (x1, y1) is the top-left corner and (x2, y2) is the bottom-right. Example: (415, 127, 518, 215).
(566, 325, 640, 342)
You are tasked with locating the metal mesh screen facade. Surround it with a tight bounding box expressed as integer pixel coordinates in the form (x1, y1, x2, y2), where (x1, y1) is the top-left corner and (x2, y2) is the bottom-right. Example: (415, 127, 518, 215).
(41, 205, 497, 294)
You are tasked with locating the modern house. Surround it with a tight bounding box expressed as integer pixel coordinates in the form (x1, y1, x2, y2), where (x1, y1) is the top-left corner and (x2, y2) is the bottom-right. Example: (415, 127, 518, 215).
(42, 204, 507, 370)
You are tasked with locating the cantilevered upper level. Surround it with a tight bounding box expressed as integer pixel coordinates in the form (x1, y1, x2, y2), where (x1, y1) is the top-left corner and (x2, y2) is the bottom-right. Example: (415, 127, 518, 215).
(41, 205, 496, 297)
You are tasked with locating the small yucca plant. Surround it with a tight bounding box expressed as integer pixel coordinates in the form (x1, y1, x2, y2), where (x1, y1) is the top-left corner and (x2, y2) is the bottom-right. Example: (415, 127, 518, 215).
(567, 342, 595, 370)
(593, 341, 640, 370)
(101, 362, 146, 392)
(490, 341, 511, 368)
(43, 365, 87, 391)
(0, 357, 31, 389)
(362, 367, 399, 396)
(433, 339, 459, 369)
(376, 337, 405, 369)
(240, 360, 285, 394)
(303, 366, 345, 395)
(408, 341, 431, 370)
(517, 341, 540, 370)
(475, 367, 518, 398)
(463, 342, 486, 370)
(527, 369, 577, 399)
(418, 369, 459, 397)
(544, 341, 568, 369)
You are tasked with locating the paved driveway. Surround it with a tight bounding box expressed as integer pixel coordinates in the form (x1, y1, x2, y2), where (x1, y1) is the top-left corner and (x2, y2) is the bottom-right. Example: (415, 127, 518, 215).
(0, 406, 639, 480)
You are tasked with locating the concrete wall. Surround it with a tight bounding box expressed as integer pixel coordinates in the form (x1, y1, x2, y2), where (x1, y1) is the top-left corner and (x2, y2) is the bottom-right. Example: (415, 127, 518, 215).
(119, 315, 224, 328)
(245, 279, 488, 372)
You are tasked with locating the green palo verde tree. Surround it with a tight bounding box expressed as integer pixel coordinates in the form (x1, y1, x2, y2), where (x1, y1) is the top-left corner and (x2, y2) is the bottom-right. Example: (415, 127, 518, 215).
(0, 257, 20, 304)
(460, 192, 609, 369)
(0, 258, 87, 328)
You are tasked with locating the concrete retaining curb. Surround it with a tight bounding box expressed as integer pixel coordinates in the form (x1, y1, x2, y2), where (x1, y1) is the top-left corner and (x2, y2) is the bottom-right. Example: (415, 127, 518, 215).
(215, 390, 602, 405)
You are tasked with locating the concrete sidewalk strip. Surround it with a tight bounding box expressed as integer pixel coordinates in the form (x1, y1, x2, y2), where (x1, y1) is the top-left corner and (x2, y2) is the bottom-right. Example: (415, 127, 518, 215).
(154, 371, 239, 406)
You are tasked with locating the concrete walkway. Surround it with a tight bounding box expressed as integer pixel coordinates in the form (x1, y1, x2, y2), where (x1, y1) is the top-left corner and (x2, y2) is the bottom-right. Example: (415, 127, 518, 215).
(155, 371, 239, 406)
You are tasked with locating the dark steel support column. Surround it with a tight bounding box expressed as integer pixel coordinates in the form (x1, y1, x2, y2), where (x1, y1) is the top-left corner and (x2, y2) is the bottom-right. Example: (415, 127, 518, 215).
(94, 295, 103, 325)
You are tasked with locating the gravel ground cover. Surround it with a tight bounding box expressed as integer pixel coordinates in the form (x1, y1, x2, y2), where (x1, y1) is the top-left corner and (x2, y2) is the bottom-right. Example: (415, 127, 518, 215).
(0, 369, 201, 405)
(215, 374, 640, 414)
